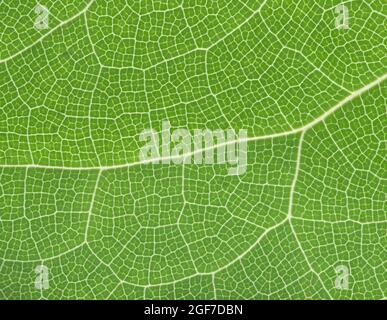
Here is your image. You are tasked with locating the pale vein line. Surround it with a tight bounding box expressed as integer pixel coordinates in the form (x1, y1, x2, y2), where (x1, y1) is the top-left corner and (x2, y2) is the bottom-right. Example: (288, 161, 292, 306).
(68, 0, 266, 72)
(292, 216, 387, 225)
(86, 75, 382, 288)
(0, 211, 287, 281)
(133, 218, 289, 288)
(86, 243, 124, 284)
(0, 2, 384, 297)
(131, 0, 268, 71)
(206, 0, 268, 51)
(0, 242, 85, 263)
(287, 131, 304, 220)
(284, 46, 351, 93)
(84, 170, 102, 242)
(106, 282, 123, 299)
(289, 221, 334, 299)
(177, 164, 199, 274)
(212, 273, 217, 299)
(0, 72, 385, 171)
(1, 169, 102, 264)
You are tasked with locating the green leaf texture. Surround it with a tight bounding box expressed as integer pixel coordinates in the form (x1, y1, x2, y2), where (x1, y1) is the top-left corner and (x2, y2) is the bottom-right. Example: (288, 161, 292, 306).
(0, 0, 386, 299)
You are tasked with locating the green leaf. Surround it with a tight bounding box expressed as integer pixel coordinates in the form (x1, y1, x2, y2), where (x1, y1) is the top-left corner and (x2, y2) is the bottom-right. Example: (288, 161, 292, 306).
(0, 0, 385, 300)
